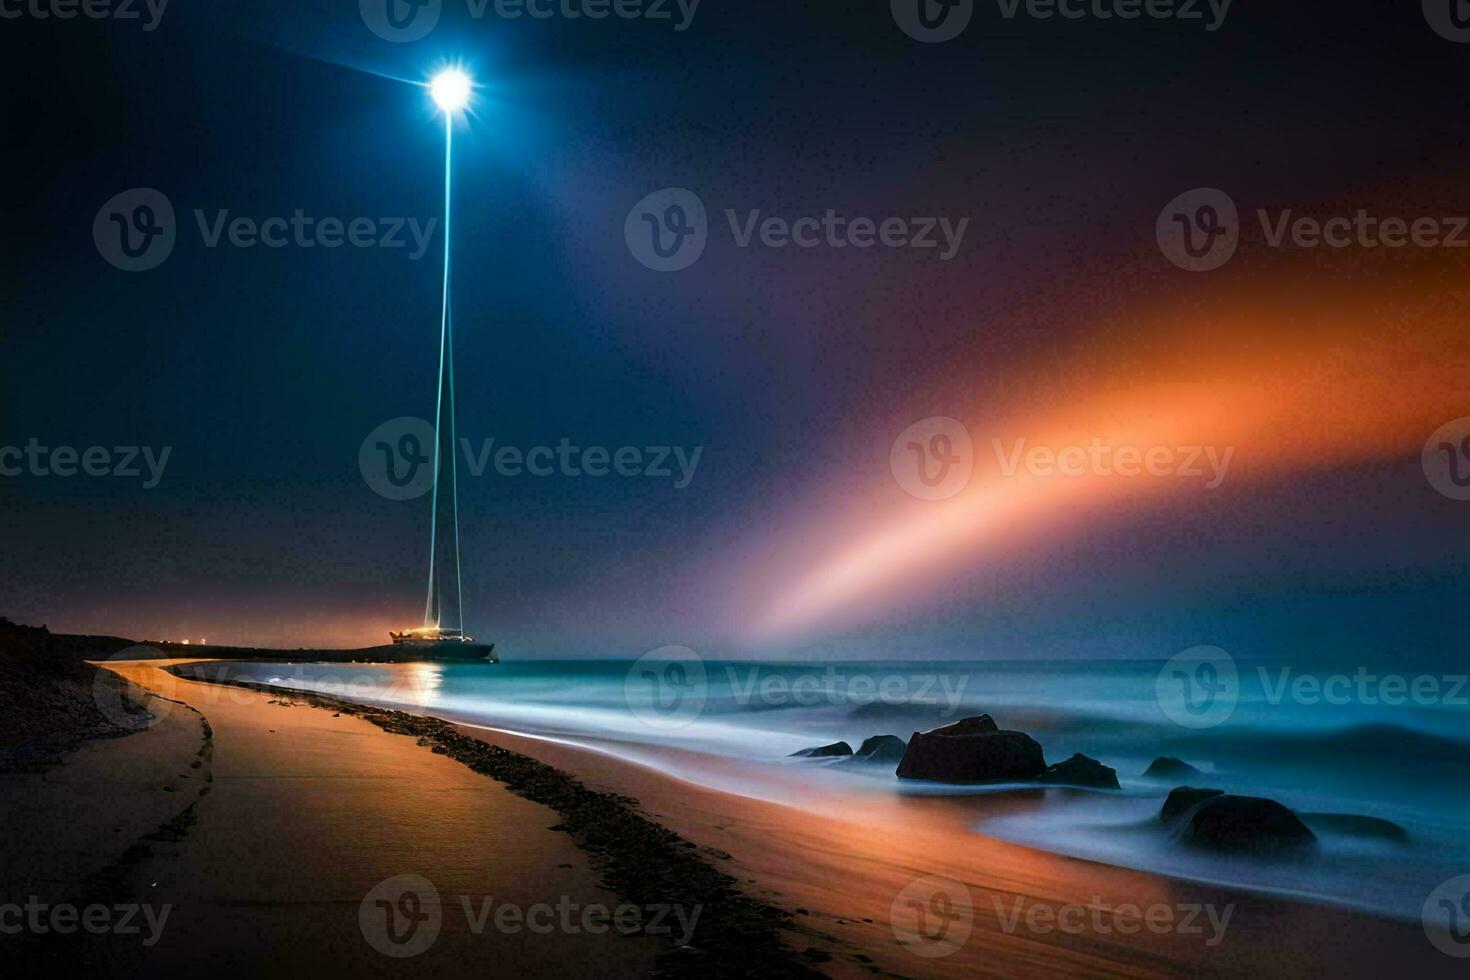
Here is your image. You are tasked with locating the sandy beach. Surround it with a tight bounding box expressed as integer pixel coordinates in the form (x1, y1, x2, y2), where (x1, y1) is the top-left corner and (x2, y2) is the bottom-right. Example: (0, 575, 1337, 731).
(2, 660, 683, 975)
(461, 727, 1453, 979)
(3, 658, 1449, 978)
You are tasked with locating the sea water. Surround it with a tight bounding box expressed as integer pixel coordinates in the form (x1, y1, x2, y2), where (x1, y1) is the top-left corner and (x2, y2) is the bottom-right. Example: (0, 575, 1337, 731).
(219, 657, 1470, 923)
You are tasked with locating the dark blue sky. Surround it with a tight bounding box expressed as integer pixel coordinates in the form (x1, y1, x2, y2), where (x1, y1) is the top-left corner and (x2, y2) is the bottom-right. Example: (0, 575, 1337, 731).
(3, 1, 1468, 660)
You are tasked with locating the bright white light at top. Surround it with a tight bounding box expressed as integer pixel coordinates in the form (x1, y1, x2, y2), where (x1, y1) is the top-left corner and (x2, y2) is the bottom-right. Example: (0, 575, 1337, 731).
(430, 70, 472, 112)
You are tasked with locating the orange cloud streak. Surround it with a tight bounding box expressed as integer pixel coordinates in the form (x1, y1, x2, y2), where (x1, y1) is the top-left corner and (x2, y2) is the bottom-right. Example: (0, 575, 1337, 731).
(753, 286, 1470, 641)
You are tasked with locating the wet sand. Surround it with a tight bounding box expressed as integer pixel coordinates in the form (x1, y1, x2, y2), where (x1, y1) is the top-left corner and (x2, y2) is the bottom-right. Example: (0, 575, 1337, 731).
(450, 726, 1454, 979)
(14, 660, 1453, 978)
(8, 660, 665, 976)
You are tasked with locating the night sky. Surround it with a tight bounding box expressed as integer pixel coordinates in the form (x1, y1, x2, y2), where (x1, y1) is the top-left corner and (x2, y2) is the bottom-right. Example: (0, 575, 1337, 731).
(4, 1, 1469, 660)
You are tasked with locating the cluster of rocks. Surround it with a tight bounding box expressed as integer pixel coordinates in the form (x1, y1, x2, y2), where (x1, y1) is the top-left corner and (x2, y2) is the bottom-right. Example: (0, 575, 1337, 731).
(789, 734, 909, 767)
(793, 715, 1407, 858)
(790, 714, 1120, 789)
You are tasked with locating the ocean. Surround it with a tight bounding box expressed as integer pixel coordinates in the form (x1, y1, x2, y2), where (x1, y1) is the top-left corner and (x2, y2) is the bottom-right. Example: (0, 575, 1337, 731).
(214, 656, 1470, 925)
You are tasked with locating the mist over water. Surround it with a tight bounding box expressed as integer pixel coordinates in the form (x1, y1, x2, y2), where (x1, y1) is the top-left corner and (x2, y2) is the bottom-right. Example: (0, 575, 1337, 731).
(219, 657, 1470, 922)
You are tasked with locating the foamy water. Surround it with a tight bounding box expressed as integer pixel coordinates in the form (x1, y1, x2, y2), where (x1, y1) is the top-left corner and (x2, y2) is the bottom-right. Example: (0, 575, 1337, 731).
(211, 657, 1470, 923)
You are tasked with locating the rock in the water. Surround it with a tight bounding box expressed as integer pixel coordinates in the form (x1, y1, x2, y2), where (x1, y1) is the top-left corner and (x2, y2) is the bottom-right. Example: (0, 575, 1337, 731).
(846, 735, 908, 765)
(790, 741, 853, 758)
(1300, 813, 1409, 843)
(926, 714, 999, 737)
(1186, 795, 1316, 853)
(1160, 786, 1224, 824)
(1039, 753, 1119, 789)
(896, 718, 1046, 783)
(1144, 756, 1204, 780)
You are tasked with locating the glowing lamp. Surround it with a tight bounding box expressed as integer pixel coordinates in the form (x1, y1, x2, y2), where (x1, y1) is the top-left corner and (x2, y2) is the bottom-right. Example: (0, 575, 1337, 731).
(430, 70, 472, 112)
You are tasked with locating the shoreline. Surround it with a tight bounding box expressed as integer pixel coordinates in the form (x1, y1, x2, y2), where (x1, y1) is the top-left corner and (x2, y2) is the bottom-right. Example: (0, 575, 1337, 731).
(163, 663, 1455, 979)
(87, 661, 823, 977)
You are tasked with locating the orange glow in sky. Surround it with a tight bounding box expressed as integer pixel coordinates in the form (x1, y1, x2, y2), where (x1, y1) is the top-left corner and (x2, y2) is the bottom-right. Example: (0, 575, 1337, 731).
(751, 285, 1470, 641)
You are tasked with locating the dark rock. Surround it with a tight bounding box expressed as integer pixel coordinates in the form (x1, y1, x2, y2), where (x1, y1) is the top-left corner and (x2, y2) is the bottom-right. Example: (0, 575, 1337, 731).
(926, 714, 998, 737)
(1186, 795, 1316, 853)
(1160, 787, 1224, 824)
(845, 735, 907, 765)
(790, 741, 852, 758)
(896, 718, 1046, 783)
(1300, 813, 1409, 843)
(1144, 756, 1204, 780)
(1039, 753, 1119, 789)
